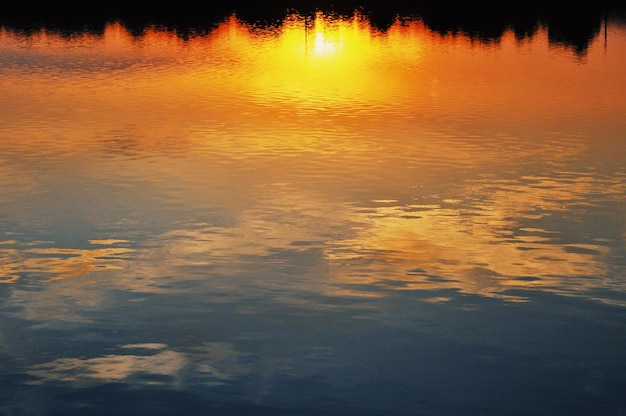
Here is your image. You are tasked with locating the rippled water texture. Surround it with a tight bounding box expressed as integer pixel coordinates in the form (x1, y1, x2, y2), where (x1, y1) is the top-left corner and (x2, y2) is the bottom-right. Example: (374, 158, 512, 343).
(1, 11, 626, 416)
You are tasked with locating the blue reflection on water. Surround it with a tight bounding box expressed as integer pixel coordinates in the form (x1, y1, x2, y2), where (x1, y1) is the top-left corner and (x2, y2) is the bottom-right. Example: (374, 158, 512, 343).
(3, 285, 626, 415)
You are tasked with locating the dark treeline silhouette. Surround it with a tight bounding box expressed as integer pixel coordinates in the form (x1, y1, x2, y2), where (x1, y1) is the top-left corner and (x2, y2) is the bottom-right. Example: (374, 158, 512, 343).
(1, 1, 625, 54)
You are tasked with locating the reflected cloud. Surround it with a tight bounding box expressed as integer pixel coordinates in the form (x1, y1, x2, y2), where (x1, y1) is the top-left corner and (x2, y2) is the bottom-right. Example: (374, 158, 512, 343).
(325, 172, 625, 303)
(0, 240, 133, 284)
(119, 166, 626, 305)
(27, 349, 185, 385)
(26, 342, 260, 388)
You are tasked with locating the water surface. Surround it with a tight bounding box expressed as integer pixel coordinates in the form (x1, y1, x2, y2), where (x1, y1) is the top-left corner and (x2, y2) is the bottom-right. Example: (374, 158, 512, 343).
(1, 11, 626, 416)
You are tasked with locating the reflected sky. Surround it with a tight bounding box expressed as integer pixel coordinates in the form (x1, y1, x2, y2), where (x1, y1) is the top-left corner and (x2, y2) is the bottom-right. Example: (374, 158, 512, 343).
(1, 15, 624, 301)
(1, 11, 626, 416)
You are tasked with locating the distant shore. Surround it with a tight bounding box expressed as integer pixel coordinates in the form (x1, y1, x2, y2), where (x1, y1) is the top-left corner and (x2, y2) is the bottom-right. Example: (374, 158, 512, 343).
(2, 0, 625, 55)
(2, 1, 625, 24)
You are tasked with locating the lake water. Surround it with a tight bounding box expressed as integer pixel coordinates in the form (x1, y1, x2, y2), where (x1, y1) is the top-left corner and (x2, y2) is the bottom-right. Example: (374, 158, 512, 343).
(1, 8, 626, 416)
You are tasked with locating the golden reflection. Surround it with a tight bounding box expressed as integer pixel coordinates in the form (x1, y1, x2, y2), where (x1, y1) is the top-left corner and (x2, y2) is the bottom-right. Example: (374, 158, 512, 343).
(325, 203, 613, 302)
(122, 169, 626, 304)
(324, 169, 626, 303)
(181, 13, 427, 111)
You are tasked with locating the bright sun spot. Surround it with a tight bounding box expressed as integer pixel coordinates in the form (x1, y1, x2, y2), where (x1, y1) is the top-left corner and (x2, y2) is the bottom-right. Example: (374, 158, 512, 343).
(311, 31, 338, 57)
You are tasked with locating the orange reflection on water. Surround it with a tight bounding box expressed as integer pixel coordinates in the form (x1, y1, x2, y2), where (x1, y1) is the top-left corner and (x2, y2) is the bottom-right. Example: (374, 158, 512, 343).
(1, 14, 625, 304)
(2, 14, 624, 148)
